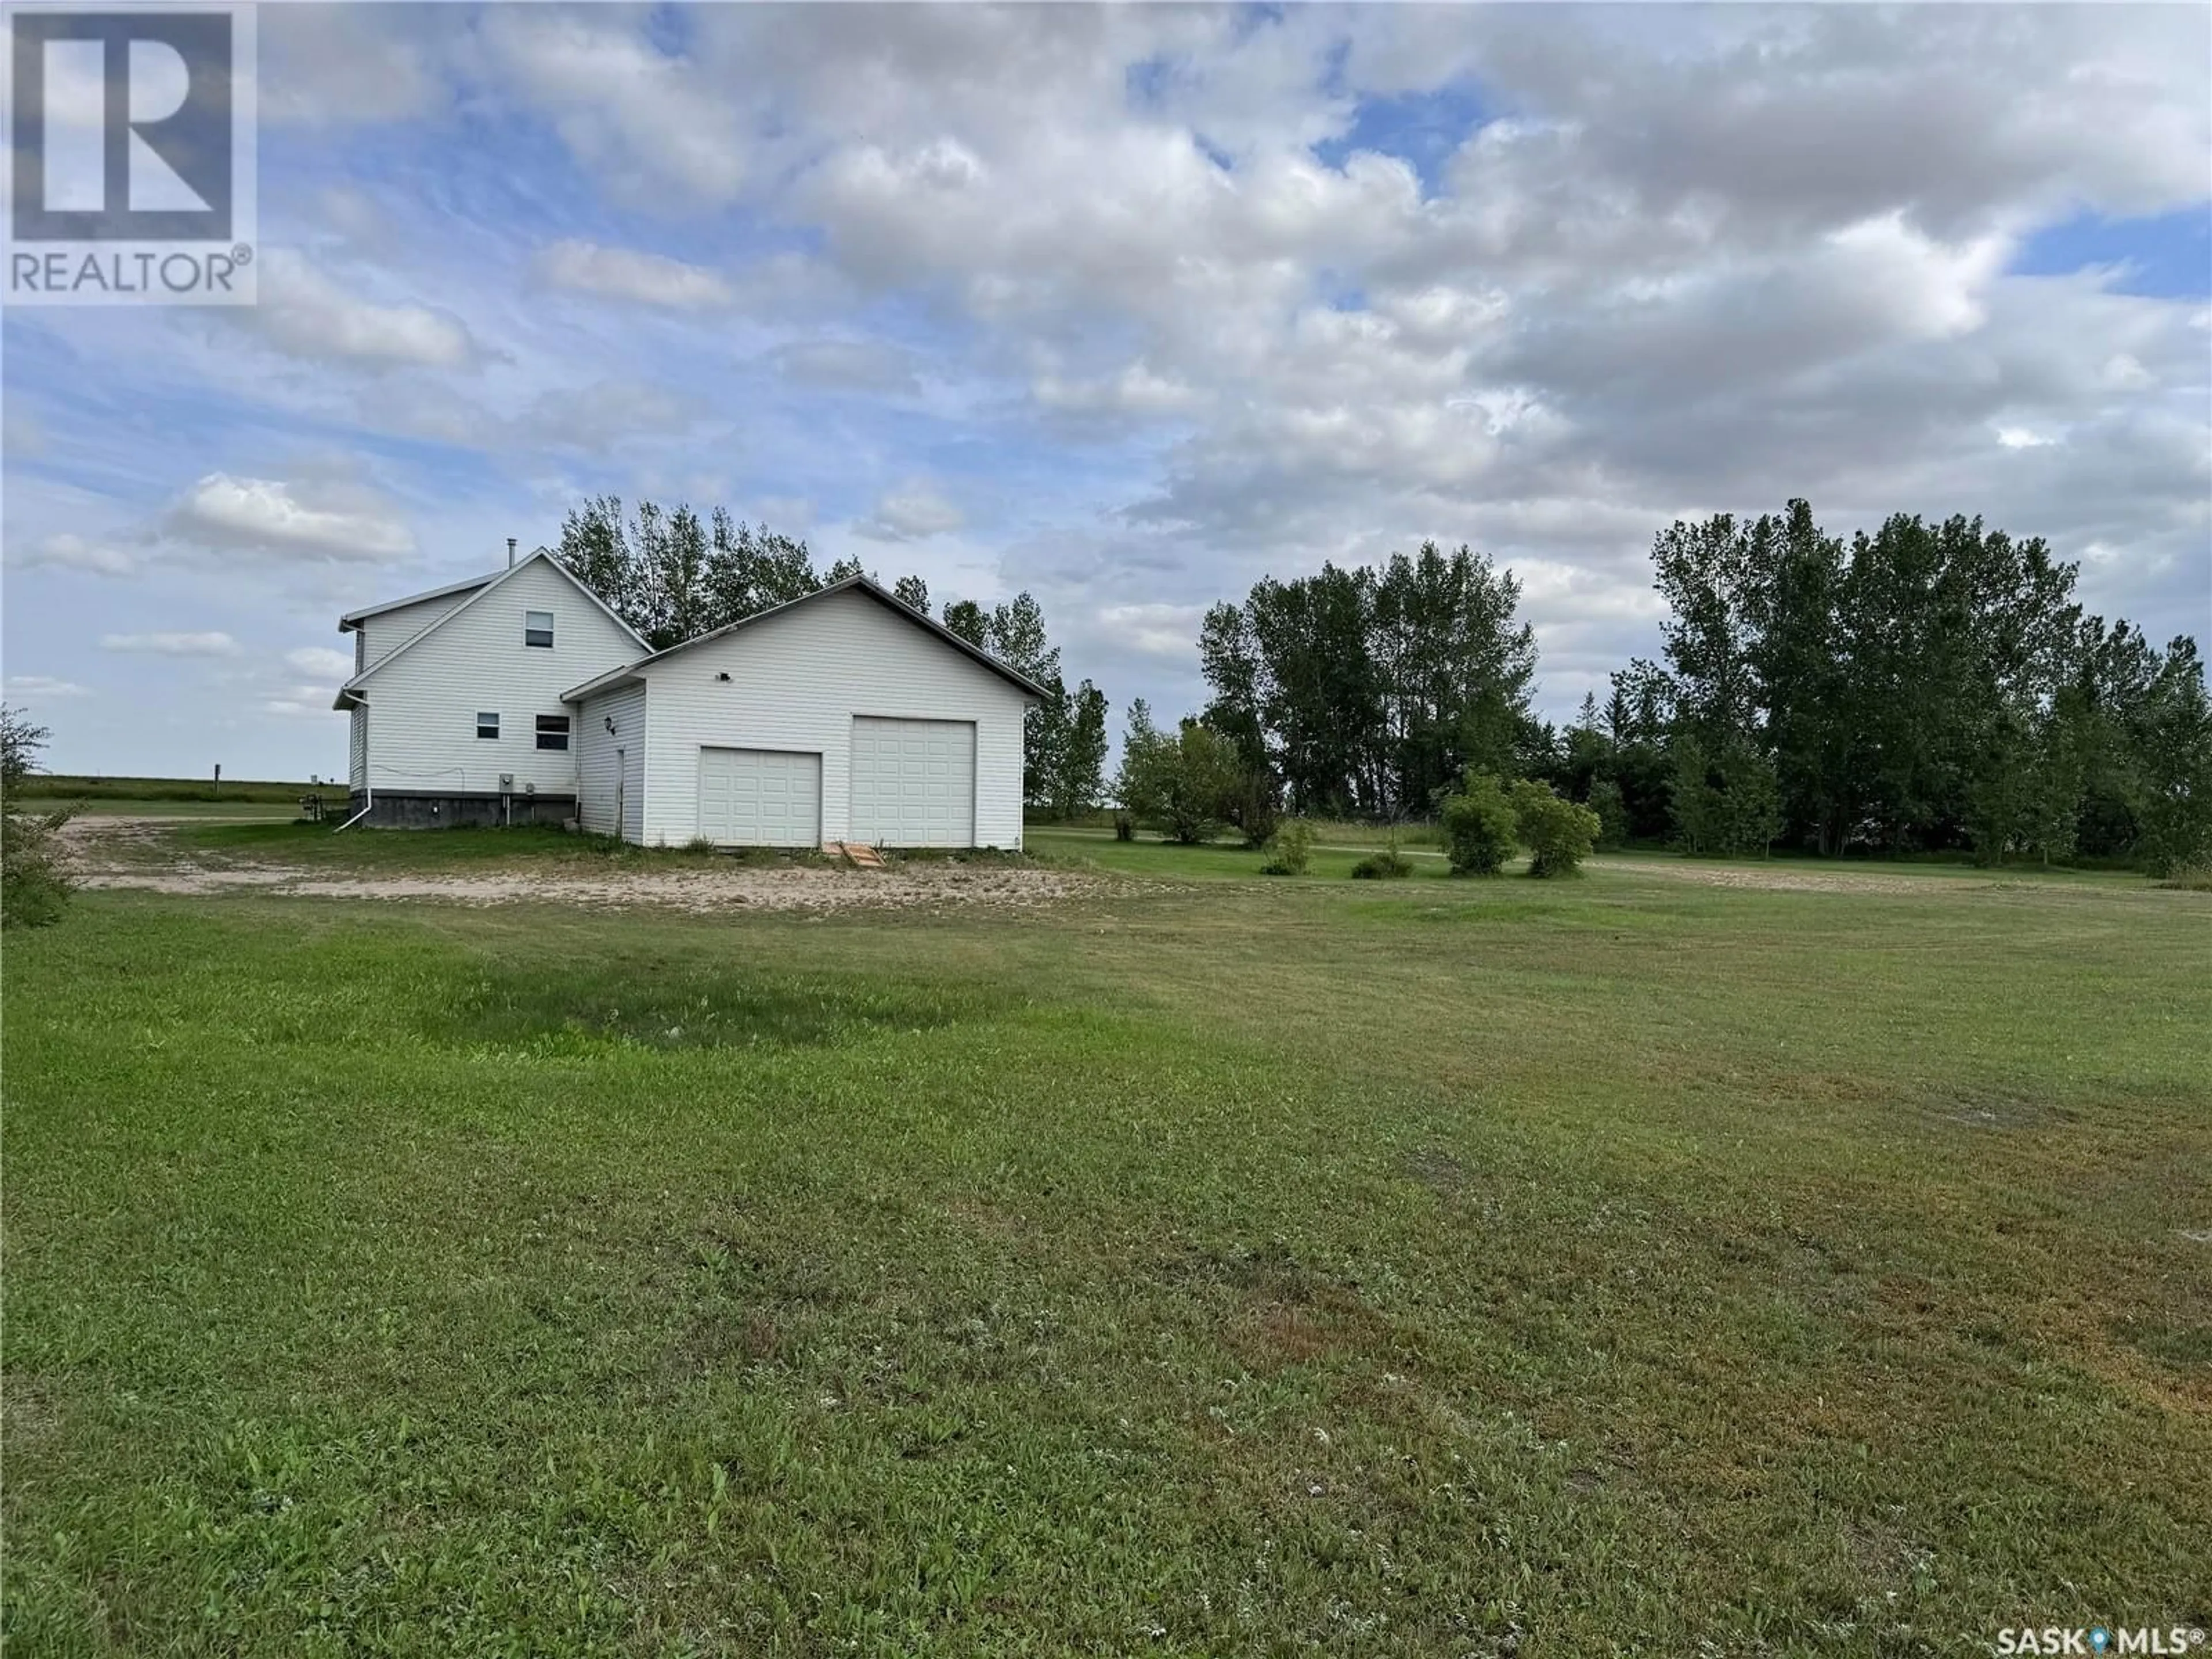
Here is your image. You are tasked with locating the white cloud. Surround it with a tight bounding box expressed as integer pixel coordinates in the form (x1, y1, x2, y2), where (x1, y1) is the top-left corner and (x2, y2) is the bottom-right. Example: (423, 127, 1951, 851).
(1996, 426, 2056, 450)
(535, 240, 734, 309)
(261, 5, 453, 126)
(484, 9, 750, 203)
(262, 685, 338, 719)
(285, 646, 357, 680)
(5, 675, 91, 699)
(507, 380, 704, 452)
(248, 249, 476, 369)
(767, 339, 922, 394)
(1095, 603, 1209, 657)
(12, 532, 136, 577)
(1035, 360, 1204, 419)
(167, 475, 416, 562)
(854, 483, 967, 542)
(101, 632, 241, 658)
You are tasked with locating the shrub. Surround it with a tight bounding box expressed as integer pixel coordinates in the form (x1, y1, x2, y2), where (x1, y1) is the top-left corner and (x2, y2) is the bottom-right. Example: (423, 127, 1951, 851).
(2, 808, 73, 927)
(1440, 771, 1518, 874)
(1118, 710, 1243, 844)
(1349, 842, 1413, 880)
(1509, 779, 1600, 878)
(1259, 818, 1315, 876)
(2, 706, 72, 928)
(1235, 772, 1283, 850)
(1112, 811, 1134, 842)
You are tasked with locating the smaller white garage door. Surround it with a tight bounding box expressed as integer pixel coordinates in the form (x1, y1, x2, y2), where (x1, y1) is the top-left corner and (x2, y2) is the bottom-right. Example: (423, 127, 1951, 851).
(696, 747, 821, 847)
(850, 718, 976, 847)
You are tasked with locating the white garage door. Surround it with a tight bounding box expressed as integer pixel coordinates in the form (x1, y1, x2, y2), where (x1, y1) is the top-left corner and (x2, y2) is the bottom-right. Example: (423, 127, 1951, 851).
(850, 718, 976, 847)
(696, 747, 821, 847)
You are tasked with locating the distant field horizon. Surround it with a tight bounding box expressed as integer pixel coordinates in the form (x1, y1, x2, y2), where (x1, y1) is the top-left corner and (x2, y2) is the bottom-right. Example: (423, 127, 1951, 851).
(10, 773, 347, 804)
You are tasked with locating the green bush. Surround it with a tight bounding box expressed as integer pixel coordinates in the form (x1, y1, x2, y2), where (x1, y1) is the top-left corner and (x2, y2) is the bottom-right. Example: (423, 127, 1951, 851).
(2, 706, 73, 927)
(1, 809, 72, 929)
(1115, 704, 1243, 844)
(1440, 771, 1518, 874)
(1259, 819, 1315, 876)
(1509, 779, 1600, 878)
(1350, 844, 1414, 880)
(1235, 772, 1283, 850)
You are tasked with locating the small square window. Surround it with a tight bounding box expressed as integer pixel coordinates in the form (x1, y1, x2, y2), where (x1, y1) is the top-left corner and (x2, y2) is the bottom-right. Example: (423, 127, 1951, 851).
(525, 610, 554, 648)
(535, 714, 570, 752)
(476, 711, 499, 740)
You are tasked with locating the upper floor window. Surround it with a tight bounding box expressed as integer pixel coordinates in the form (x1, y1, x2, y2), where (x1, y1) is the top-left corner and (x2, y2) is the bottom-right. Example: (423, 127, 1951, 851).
(476, 711, 499, 740)
(525, 610, 554, 648)
(536, 714, 570, 752)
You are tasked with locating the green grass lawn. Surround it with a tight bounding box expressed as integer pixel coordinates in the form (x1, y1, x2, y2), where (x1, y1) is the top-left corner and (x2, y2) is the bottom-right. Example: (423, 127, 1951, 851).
(5, 859, 2209, 1654)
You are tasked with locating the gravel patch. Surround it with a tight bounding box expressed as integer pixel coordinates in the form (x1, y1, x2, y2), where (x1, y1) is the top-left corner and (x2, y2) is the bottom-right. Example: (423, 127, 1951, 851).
(62, 817, 1100, 914)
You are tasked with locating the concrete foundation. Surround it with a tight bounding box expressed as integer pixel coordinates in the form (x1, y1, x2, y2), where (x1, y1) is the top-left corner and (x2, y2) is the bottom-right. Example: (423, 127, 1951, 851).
(347, 791, 576, 830)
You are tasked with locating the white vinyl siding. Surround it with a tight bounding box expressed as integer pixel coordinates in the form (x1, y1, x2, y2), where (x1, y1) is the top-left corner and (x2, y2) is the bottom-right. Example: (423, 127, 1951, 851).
(354, 587, 483, 669)
(850, 718, 976, 847)
(631, 588, 1028, 849)
(349, 704, 368, 791)
(349, 556, 638, 798)
(696, 748, 821, 847)
(576, 683, 646, 840)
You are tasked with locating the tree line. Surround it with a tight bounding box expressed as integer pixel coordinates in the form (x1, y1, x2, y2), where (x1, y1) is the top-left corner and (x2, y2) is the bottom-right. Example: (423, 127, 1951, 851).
(551, 497, 1111, 819)
(1195, 541, 1540, 819)
(1137, 504, 2207, 873)
(1590, 502, 2210, 871)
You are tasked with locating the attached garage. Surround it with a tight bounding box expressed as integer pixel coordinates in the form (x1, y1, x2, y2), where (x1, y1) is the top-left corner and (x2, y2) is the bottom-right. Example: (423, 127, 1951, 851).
(850, 717, 976, 847)
(696, 747, 821, 847)
(562, 578, 1045, 850)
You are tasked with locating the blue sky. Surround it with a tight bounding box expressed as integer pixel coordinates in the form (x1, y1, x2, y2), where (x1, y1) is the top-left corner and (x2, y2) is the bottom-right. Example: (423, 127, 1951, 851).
(2012, 208, 2211, 301)
(5, 3, 2208, 781)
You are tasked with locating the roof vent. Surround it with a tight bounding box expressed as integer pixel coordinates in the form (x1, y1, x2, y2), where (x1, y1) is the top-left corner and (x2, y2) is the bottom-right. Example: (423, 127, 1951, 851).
(507, 537, 517, 568)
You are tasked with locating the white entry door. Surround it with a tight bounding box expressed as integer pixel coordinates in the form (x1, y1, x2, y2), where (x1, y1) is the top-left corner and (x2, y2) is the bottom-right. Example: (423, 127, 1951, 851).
(849, 717, 976, 847)
(696, 747, 821, 846)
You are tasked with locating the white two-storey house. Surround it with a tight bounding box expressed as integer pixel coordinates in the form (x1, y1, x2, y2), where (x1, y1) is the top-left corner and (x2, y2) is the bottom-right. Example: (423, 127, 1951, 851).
(334, 548, 1044, 847)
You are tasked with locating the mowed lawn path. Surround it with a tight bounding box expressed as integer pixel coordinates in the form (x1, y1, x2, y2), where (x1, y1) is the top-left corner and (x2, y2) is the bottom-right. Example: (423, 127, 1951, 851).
(5, 858, 2208, 1654)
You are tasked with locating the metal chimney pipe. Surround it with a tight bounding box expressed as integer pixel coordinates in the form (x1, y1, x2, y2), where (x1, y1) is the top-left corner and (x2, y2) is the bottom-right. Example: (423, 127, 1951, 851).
(507, 537, 517, 567)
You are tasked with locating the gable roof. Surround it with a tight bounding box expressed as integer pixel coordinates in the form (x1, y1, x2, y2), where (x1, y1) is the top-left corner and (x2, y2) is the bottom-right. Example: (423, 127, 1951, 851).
(338, 570, 497, 631)
(334, 548, 649, 709)
(562, 575, 1051, 703)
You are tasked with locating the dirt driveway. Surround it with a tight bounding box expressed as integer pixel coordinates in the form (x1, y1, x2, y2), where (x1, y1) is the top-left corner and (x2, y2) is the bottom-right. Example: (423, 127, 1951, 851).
(62, 817, 1102, 915)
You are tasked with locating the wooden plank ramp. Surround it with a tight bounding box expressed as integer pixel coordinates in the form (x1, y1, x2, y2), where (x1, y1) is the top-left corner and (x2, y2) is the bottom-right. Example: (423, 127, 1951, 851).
(821, 842, 887, 870)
